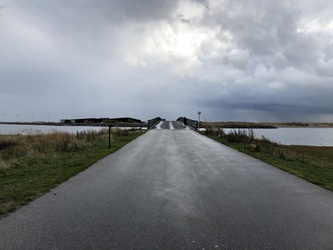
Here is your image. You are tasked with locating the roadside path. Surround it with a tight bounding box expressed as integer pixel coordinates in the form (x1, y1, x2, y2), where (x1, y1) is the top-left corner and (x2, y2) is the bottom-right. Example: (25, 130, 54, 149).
(0, 121, 333, 249)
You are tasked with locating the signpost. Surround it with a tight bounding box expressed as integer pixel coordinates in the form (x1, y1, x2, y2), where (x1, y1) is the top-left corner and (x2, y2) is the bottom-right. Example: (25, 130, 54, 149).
(198, 111, 201, 130)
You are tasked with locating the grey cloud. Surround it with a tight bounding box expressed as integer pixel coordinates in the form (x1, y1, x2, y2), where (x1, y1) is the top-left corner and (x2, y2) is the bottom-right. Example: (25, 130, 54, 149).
(105, 0, 178, 22)
(202, 0, 321, 70)
(1, 0, 333, 122)
(220, 1, 298, 53)
(21, 0, 179, 24)
(283, 34, 320, 68)
(324, 44, 333, 61)
(316, 62, 333, 77)
(191, 64, 333, 120)
(198, 94, 333, 121)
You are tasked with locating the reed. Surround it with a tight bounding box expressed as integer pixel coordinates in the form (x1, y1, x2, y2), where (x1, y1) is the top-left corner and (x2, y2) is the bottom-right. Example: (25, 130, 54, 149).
(204, 122, 225, 137)
(203, 128, 333, 191)
(207, 128, 302, 161)
(0, 130, 112, 169)
(0, 129, 144, 218)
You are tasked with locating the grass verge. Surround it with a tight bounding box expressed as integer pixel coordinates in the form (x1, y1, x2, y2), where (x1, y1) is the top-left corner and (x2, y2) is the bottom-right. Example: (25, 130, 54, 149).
(0, 129, 144, 218)
(202, 126, 333, 192)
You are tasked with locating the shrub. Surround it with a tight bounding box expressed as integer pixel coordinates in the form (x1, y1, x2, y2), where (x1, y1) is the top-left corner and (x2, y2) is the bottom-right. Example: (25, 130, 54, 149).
(205, 123, 224, 137)
(225, 129, 254, 144)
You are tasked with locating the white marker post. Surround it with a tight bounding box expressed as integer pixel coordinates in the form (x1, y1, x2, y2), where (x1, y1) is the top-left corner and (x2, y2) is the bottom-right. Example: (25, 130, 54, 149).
(198, 111, 201, 130)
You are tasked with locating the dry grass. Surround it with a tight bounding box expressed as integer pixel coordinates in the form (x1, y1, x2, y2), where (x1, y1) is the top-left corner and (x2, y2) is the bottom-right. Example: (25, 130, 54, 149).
(0, 130, 109, 170)
(0, 128, 144, 218)
(203, 128, 333, 191)
(0, 159, 9, 171)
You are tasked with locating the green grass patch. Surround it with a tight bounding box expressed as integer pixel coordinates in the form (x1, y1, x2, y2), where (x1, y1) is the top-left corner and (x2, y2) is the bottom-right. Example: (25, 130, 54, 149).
(0, 129, 144, 218)
(285, 145, 333, 163)
(202, 127, 333, 192)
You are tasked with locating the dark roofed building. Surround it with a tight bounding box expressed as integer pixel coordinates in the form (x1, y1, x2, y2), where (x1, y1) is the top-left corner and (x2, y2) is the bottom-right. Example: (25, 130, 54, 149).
(61, 117, 142, 124)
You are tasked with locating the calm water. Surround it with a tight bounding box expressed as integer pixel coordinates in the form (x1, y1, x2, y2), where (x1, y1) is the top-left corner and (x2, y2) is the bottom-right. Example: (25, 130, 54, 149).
(225, 127, 333, 146)
(1, 124, 333, 146)
(0, 124, 105, 135)
(0, 124, 146, 135)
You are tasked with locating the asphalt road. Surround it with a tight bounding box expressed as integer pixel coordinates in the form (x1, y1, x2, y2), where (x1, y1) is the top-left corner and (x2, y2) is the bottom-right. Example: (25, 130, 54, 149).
(1, 121, 333, 249)
(153, 120, 187, 129)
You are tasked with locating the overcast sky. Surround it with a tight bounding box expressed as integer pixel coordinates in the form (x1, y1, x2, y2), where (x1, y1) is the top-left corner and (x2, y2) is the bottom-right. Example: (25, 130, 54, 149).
(1, 0, 333, 122)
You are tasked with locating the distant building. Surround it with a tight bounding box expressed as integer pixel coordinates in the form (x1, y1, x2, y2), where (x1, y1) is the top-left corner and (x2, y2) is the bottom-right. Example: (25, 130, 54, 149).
(61, 117, 142, 124)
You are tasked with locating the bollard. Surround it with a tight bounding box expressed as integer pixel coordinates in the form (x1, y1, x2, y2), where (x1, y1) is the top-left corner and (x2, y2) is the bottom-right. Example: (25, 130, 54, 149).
(108, 125, 111, 149)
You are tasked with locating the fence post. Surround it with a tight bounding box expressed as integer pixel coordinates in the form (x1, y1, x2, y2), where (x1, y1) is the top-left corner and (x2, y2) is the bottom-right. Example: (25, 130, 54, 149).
(108, 125, 111, 149)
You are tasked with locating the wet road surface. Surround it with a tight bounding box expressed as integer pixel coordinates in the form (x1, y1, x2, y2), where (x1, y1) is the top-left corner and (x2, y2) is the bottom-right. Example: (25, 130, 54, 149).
(1, 121, 333, 249)
(153, 120, 187, 129)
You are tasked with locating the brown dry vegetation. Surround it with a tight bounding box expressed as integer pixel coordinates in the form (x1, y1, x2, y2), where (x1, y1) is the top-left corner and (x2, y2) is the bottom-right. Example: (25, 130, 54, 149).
(0, 128, 143, 218)
(203, 123, 333, 191)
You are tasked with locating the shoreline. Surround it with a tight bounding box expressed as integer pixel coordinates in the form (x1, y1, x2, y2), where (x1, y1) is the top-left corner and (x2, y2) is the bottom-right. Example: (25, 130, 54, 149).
(0, 121, 147, 127)
(266, 122, 333, 128)
(202, 122, 333, 129)
(1, 121, 333, 128)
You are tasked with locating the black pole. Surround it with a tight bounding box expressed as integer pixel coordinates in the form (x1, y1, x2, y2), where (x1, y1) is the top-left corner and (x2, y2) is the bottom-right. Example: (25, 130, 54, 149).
(108, 125, 111, 149)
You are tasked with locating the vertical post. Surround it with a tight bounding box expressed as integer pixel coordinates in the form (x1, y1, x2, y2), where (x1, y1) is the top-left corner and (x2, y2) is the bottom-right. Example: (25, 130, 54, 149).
(108, 125, 111, 149)
(198, 111, 201, 130)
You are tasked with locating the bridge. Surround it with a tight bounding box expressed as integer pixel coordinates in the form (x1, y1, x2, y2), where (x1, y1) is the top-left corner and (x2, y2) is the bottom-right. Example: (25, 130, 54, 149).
(147, 116, 199, 130)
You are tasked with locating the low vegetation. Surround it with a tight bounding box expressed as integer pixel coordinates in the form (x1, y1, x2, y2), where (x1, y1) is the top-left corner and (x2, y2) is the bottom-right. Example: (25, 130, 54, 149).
(267, 122, 333, 128)
(203, 123, 333, 191)
(201, 121, 333, 128)
(0, 128, 143, 218)
(201, 121, 276, 129)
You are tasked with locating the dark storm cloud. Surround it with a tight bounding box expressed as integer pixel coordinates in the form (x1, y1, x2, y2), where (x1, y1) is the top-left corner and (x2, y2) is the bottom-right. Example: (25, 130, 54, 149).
(201, 0, 319, 69)
(186, 0, 333, 121)
(1, 0, 333, 122)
